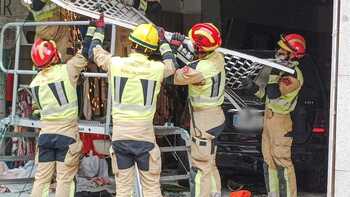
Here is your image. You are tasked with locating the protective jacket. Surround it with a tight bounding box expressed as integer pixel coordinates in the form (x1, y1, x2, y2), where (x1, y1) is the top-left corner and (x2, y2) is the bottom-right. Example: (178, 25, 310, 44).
(29, 54, 87, 139)
(255, 65, 304, 114)
(30, 64, 78, 121)
(187, 52, 226, 110)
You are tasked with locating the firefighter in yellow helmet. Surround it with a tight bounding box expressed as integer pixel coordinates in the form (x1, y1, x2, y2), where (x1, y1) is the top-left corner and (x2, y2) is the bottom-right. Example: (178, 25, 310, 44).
(28, 18, 102, 197)
(242, 33, 306, 197)
(87, 18, 179, 196)
(22, 0, 72, 62)
(169, 23, 226, 197)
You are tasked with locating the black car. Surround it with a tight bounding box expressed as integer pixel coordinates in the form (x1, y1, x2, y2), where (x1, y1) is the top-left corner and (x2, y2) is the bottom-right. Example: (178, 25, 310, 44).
(216, 51, 329, 193)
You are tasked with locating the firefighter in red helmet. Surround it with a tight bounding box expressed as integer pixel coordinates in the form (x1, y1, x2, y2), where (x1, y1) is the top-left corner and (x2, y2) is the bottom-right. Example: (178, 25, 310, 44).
(29, 17, 103, 197)
(243, 33, 306, 197)
(171, 23, 226, 196)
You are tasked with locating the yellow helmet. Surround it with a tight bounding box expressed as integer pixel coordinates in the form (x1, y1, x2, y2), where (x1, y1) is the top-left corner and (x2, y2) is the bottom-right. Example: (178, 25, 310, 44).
(129, 23, 159, 51)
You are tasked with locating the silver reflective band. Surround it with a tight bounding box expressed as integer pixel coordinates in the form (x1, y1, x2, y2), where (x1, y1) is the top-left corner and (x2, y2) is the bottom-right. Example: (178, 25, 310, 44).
(41, 101, 78, 116)
(268, 192, 279, 197)
(114, 77, 121, 103)
(190, 94, 223, 104)
(32, 2, 58, 18)
(113, 103, 153, 112)
(145, 81, 155, 106)
(31, 87, 40, 108)
(211, 74, 220, 97)
(54, 82, 68, 105)
(270, 98, 289, 107)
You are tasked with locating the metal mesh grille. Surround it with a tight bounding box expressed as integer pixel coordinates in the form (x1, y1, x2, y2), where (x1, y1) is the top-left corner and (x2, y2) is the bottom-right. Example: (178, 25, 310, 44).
(52, 0, 149, 28)
(224, 54, 264, 89)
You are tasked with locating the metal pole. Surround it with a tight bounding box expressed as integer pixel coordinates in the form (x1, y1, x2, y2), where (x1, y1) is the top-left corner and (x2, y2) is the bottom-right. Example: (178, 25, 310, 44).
(10, 26, 22, 120)
(111, 24, 117, 55)
(327, 0, 341, 196)
(81, 72, 107, 78)
(0, 21, 90, 74)
(217, 48, 295, 74)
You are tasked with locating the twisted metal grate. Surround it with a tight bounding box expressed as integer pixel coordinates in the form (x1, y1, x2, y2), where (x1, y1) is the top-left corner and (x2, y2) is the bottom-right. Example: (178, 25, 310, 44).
(51, 0, 150, 29)
(224, 54, 264, 89)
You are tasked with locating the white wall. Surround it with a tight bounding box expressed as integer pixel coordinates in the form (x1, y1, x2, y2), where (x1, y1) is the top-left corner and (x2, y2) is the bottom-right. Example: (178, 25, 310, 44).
(330, 0, 350, 196)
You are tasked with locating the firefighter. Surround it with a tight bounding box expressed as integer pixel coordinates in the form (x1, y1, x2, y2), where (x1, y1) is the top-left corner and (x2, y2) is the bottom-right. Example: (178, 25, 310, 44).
(29, 19, 100, 197)
(243, 33, 306, 197)
(87, 16, 179, 196)
(22, 0, 72, 62)
(172, 23, 226, 197)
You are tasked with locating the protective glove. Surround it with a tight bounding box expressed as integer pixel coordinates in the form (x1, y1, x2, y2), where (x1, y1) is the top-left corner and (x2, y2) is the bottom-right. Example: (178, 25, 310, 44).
(157, 27, 180, 69)
(95, 13, 105, 29)
(89, 13, 105, 61)
(82, 20, 97, 59)
(170, 32, 185, 47)
(157, 26, 166, 44)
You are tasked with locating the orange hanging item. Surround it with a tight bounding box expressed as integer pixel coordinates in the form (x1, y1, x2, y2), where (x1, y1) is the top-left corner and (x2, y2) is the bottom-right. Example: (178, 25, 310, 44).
(230, 190, 252, 197)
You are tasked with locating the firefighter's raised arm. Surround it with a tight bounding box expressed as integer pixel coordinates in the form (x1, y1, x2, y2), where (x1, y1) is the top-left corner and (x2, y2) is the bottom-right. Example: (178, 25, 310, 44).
(84, 13, 112, 72)
(157, 27, 180, 78)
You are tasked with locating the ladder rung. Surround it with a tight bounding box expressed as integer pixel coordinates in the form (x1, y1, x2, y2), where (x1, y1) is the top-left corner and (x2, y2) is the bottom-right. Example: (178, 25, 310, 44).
(2, 131, 38, 138)
(160, 146, 188, 152)
(160, 174, 190, 182)
(0, 178, 34, 184)
(0, 155, 33, 161)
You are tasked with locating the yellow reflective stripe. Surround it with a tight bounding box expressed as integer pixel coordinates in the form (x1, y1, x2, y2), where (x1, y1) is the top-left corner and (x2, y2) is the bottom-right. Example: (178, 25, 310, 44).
(42, 183, 50, 197)
(69, 181, 75, 197)
(113, 103, 153, 112)
(41, 101, 78, 116)
(211, 174, 217, 192)
(31, 3, 58, 21)
(268, 75, 280, 83)
(159, 43, 172, 56)
(86, 26, 96, 37)
(255, 88, 265, 99)
(195, 171, 202, 197)
(139, 0, 148, 12)
(34, 12, 54, 21)
(92, 32, 105, 42)
(190, 94, 222, 104)
(269, 168, 279, 193)
(284, 168, 291, 197)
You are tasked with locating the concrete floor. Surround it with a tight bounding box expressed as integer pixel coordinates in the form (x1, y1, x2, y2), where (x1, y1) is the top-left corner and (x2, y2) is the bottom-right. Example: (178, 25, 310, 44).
(0, 193, 326, 197)
(1, 190, 326, 197)
(0, 182, 326, 197)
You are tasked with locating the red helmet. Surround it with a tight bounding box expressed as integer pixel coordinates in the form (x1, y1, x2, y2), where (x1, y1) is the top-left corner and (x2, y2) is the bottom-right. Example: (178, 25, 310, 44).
(277, 33, 306, 59)
(31, 39, 60, 69)
(188, 23, 222, 52)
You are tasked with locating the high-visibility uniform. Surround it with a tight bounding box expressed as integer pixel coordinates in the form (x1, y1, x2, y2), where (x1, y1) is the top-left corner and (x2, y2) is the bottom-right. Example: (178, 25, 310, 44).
(174, 51, 226, 197)
(255, 65, 303, 197)
(29, 54, 87, 197)
(24, 0, 72, 62)
(92, 47, 175, 197)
